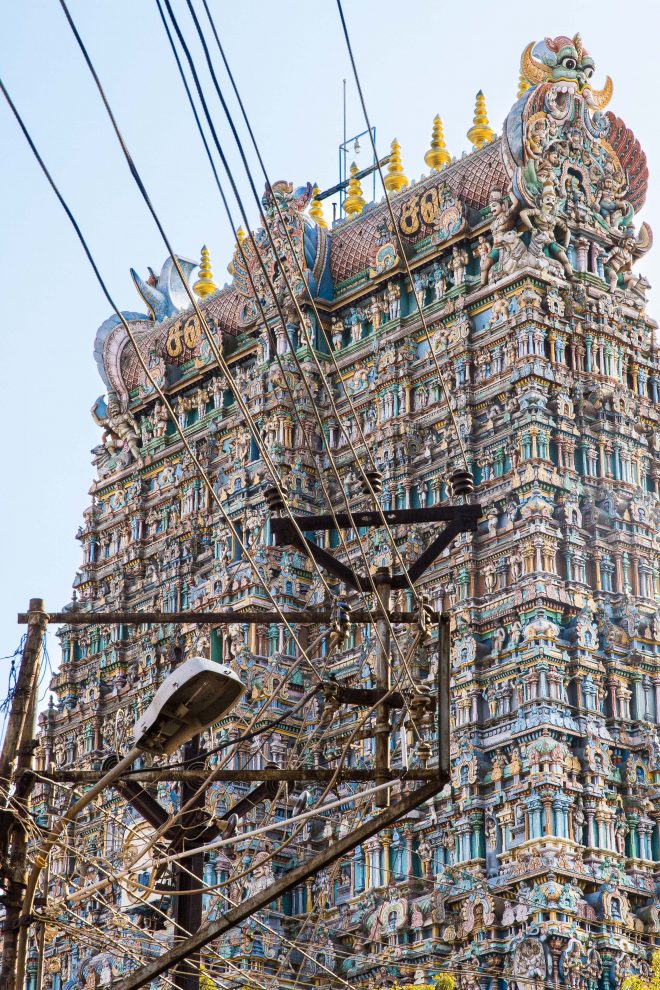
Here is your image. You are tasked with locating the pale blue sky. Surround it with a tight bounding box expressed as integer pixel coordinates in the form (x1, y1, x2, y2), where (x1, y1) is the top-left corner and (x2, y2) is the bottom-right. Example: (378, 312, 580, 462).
(1, 1, 659, 701)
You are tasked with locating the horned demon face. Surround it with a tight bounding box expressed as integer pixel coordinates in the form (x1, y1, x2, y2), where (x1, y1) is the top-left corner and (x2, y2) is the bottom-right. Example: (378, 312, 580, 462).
(520, 33, 612, 109)
(542, 35, 595, 88)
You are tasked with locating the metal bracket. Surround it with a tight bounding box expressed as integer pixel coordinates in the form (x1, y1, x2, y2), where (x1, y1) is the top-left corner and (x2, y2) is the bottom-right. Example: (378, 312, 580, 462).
(270, 504, 480, 591)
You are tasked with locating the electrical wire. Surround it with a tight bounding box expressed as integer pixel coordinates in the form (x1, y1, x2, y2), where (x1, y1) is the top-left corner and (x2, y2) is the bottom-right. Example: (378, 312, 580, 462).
(37, 776, 356, 989)
(5, 9, 453, 976)
(97, 625, 430, 902)
(335, 0, 470, 474)
(197, 0, 434, 609)
(53, 0, 353, 691)
(0, 78, 367, 970)
(0, 56, 349, 800)
(156, 0, 427, 710)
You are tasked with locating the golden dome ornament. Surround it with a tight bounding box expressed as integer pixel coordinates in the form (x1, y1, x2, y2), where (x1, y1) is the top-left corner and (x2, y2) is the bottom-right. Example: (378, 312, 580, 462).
(424, 115, 451, 171)
(343, 163, 366, 216)
(309, 185, 328, 228)
(383, 138, 409, 194)
(193, 245, 217, 299)
(467, 90, 495, 149)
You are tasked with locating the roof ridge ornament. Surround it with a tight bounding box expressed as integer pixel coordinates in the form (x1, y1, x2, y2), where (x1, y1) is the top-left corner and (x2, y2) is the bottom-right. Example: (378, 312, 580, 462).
(343, 162, 366, 216)
(519, 37, 612, 109)
(425, 116, 451, 172)
(309, 185, 328, 228)
(467, 91, 494, 150)
(193, 245, 217, 299)
(383, 138, 409, 194)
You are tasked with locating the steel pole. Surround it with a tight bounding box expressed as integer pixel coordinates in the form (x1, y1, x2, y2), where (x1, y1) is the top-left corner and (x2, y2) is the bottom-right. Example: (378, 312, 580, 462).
(373, 567, 391, 808)
(172, 738, 204, 990)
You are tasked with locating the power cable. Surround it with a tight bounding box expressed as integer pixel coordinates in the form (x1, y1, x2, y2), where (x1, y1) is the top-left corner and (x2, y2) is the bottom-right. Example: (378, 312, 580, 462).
(156, 0, 425, 712)
(335, 0, 470, 474)
(162, 0, 427, 622)
(0, 75, 354, 921)
(54, 0, 360, 660)
(0, 70, 330, 693)
(197, 0, 433, 607)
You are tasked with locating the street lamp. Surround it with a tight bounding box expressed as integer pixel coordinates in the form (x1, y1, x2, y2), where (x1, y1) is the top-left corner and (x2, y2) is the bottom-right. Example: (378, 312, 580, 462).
(13, 658, 245, 990)
(134, 657, 244, 755)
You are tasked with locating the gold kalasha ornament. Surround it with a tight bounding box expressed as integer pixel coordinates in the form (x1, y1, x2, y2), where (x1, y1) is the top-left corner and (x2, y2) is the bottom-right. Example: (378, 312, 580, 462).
(383, 138, 409, 194)
(309, 185, 328, 228)
(193, 245, 217, 299)
(425, 115, 451, 171)
(467, 90, 495, 149)
(343, 162, 366, 216)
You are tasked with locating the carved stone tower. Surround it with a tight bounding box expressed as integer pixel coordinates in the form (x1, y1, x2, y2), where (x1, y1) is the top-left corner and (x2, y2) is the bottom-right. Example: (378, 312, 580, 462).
(36, 34, 660, 990)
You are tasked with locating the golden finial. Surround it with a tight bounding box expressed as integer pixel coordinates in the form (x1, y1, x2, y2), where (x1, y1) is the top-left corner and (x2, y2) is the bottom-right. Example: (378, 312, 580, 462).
(227, 228, 246, 275)
(193, 245, 217, 299)
(467, 90, 495, 150)
(517, 73, 531, 99)
(425, 115, 451, 171)
(309, 185, 328, 228)
(383, 138, 409, 194)
(343, 162, 366, 217)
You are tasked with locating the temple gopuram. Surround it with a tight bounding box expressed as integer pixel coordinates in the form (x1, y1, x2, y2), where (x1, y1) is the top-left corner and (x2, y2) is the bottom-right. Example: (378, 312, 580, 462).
(33, 34, 660, 990)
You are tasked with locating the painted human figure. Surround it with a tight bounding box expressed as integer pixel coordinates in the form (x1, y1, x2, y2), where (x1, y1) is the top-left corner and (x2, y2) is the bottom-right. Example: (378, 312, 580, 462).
(451, 245, 469, 286)
(595, 161, 630, 229)
(152, 401, 168, 439)
(331, 317, 344, 351)
(105, 399, 142, 461)
(369, 295, 385, 332)
(386, 282, 401, 321)
(480, 188, 520, 285)
(604, 235, 639, 292)
(519, 186, 573, 279)
(347, 308, 362, 344)
(431, 260, 450, 300)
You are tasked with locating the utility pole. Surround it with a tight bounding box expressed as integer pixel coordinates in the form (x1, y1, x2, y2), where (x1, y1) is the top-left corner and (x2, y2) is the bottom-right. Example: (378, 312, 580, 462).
(0, 598, 48, 990)
(373, 567, 391, 808)
(172, 737, 204, 990)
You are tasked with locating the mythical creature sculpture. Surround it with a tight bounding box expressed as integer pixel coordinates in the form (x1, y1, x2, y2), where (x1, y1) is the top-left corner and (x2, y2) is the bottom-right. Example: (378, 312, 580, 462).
(130, 255, 198, 322)
(91, 394, 141, 462)
(519, 35, 612, 108)
(503, 33, 649, 258)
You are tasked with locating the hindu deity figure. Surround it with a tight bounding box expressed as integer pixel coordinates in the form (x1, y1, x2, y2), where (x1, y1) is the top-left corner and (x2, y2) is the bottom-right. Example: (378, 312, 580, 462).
(595, 161, 631, 230)
(519, 186, 573, 279)
(603, 226, 652, 292)
(480, 190, 525, 285)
